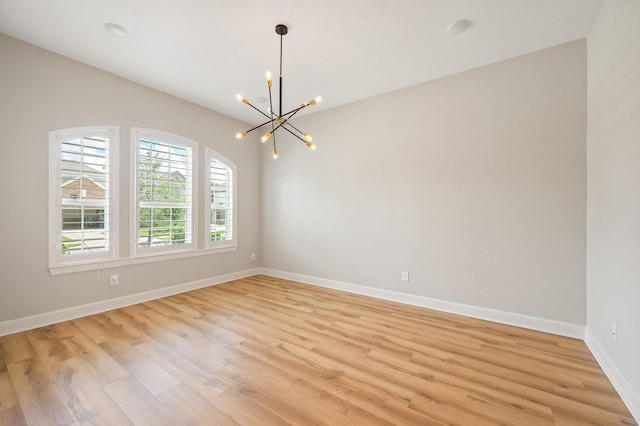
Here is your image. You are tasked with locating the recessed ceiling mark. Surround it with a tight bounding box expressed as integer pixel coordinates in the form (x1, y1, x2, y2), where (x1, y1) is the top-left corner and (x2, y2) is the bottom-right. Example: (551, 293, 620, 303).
(447, 19, 470, 35)
(105, 23, 129, 37)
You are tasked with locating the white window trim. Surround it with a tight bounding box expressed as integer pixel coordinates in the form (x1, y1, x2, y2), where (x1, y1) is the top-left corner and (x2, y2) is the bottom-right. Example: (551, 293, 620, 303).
(48, 245, 237, 275)
(47, 126, 239, 276)
(204, 148, 238, 250)
(48, 126, 119, 268)
(131, 128, 199, 258)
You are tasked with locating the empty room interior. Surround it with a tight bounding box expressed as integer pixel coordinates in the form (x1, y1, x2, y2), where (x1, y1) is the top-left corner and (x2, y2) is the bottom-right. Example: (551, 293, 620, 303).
(0, 0, 639, 424)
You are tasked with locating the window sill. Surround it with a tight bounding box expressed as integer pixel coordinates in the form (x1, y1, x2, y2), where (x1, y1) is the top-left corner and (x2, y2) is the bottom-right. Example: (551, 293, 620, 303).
(48, 245, 237, 276)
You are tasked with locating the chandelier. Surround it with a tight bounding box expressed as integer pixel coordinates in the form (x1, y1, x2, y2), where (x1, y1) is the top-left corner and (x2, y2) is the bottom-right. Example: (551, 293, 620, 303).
(235, 24, 321, 159)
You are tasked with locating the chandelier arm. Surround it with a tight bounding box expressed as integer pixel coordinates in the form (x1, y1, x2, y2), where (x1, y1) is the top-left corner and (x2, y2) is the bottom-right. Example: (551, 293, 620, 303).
(258, 102, 313, 138)
(272, 130, 277, 157)
(244, 117, 277, 135)
(267, 82, 276, 120)
(279, 100, 320, 118)
(268, 117, 290, 135)
(281, 105, 304, 123)
(266, 105, 303, 138)
(281, 125, 311, 144)
(244, 100, 272, 120)
(280, 106, 304, 118)
(284, 121, 307, 138)
(269, 116, 277, 133)
(268, 85, 278, 142)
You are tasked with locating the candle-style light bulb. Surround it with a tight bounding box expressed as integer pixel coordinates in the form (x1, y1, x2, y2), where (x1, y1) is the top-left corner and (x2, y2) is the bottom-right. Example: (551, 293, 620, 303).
(236, 94, 249, 104)
(266, 71, 272, 87)
(303, 133, 312, 142)
(236, 131, 247, 139)
(273, 149, 278, 159)
(260, 132, 272, 143)
(306, 141, 316, 150)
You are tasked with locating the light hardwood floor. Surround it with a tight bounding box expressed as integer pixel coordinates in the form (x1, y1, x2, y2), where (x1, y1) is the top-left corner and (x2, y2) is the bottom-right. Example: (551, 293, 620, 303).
(0, 275, 636, 425)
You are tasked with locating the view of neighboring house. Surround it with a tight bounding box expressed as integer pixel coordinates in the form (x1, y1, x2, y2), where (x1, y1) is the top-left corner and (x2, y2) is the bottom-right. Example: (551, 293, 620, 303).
(60, 159, 108, 253)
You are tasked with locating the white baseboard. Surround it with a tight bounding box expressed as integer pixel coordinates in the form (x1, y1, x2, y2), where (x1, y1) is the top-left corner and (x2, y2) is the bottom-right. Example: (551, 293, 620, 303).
(1, 267, 584, 340)
(0, 268, 261, 337)
(585, 330, 640, 423)
(260, 268, 586, 339)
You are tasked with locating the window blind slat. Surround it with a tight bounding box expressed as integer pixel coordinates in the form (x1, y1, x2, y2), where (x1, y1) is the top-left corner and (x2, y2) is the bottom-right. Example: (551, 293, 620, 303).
(137, 136, 193, 249)
(58, 134, 111, 257)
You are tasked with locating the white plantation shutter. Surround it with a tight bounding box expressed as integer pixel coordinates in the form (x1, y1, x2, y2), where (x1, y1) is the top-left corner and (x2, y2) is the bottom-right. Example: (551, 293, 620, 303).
(134, 129, 196, 255)
(206, 148, 237, 249)
(49, 126, 118, 267)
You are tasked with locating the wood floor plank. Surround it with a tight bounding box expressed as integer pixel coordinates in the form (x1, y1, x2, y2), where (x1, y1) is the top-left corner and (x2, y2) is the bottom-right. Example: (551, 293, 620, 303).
(61, 333, 129, 387)
(99, 337, 181, 396)
(141, 317, 228, 374)
(0, 333, 37, 365)
(285, 377, 414, 426)
(0, 275, 636, 426)
(49, 357, 132, 425)
(409, 347, 629, 425)
(410, 390, 502, 426)
(133, 339, 229, 401)
(24, 327, 74, 370)
(103, 375, 183, 426)
(0, 404, 28, 426)
(368, 348, 556, 421)
(91, 310, 151, 346)
(152, 295, 204, 318)
(233, 336, 434, 425)
(214, 363, 327, 426)
(72, 315, 125, 344)
(0, 368, 19, 412)
(48, 321, 84, 339)
(158, 383, 240, 426)
(7, 357, 77, 425)
(142, 298, 186, 317)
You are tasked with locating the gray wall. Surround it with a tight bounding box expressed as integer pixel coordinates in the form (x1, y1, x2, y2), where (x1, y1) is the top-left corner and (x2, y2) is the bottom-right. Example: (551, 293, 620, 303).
(261, 40, 588, 325)
(0, 34, 261, 322)
(587, 0, 640, 401)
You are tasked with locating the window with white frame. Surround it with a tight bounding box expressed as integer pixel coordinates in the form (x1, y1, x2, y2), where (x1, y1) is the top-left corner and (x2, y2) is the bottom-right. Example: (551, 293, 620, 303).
(49, 126, 118, 267)
(133, 129, 197, 255)
(205, 148, 236, 248)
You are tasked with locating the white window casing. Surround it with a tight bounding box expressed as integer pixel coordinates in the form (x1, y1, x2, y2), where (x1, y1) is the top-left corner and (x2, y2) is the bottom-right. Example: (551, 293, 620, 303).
(205, 148, 237, 250)
(131, 128, 198, 257)
(49, 126, 238, 275)
(49, 126, 119, 268)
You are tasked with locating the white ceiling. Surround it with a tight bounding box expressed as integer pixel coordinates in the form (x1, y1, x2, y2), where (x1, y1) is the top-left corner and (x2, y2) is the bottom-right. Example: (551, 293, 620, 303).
(0, 0, 602, 125)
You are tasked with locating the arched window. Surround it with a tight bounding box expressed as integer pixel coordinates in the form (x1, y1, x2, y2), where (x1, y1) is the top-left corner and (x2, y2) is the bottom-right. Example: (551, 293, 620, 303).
(132, 128, 197, 256)
(205, 148, 237, 249)
(49, 126, 119, 267)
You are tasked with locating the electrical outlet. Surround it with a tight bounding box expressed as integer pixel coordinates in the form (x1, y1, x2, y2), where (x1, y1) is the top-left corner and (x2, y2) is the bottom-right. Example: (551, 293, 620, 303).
(110, 274, 119, 286)
(401, 271, 410, 282)
(612, 322, 617, 341)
